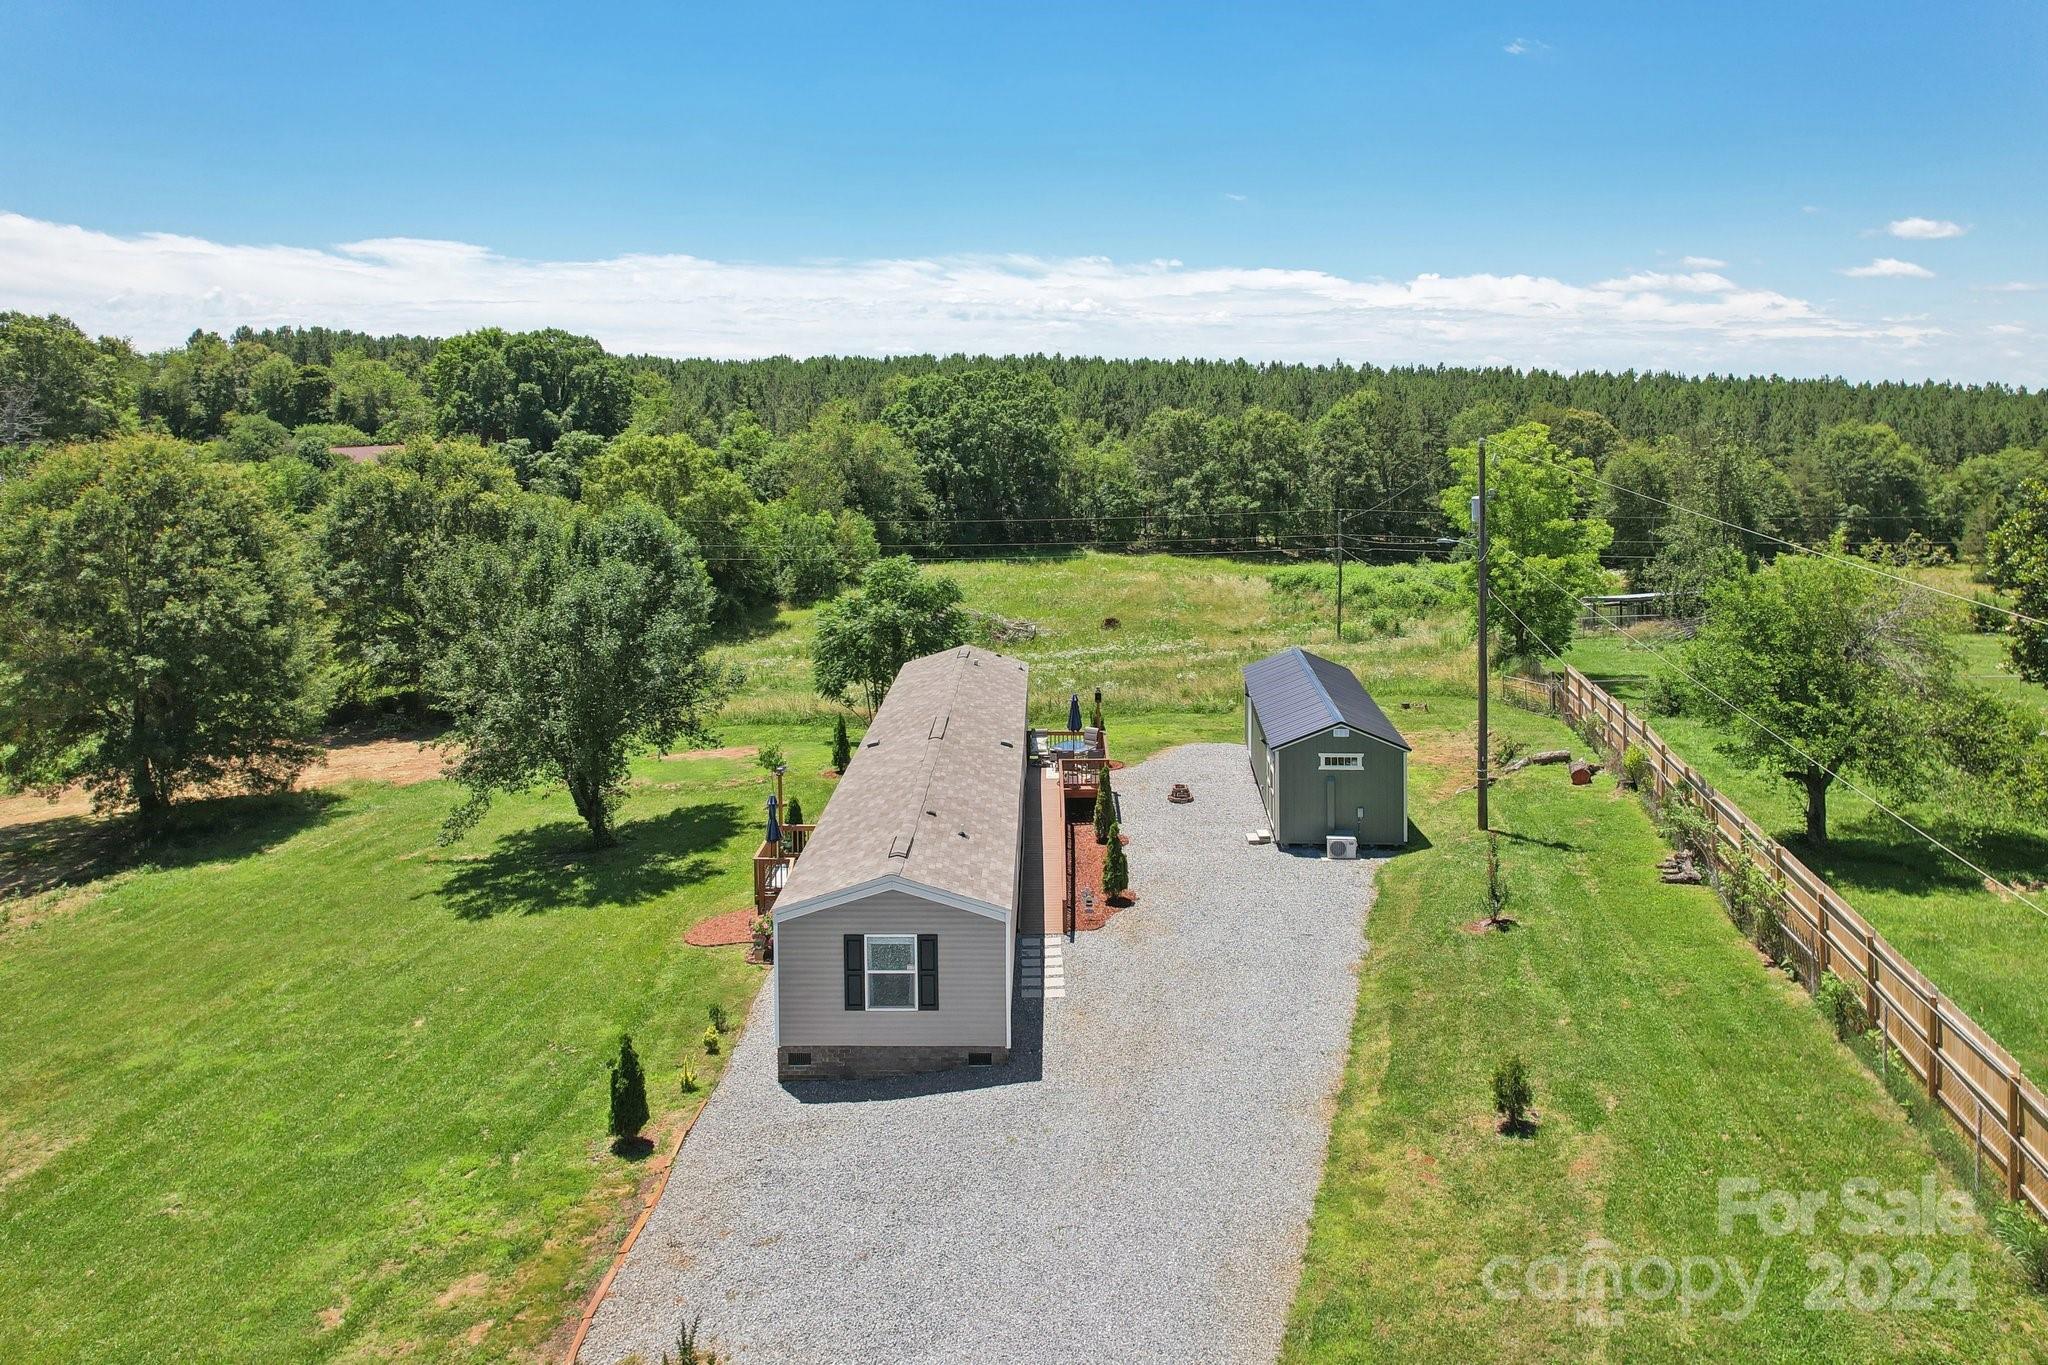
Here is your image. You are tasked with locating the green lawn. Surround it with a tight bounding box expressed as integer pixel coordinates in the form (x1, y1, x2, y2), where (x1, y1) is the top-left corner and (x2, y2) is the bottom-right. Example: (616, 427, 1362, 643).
(1284, 699, 2048, 1362)
(0, 734, 834, 1361)
(1564, 628, 2048, 1088)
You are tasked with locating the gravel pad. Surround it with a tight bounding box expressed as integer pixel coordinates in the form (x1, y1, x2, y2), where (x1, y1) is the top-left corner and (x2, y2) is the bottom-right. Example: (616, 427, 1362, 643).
(580, 742, 1382, 1365)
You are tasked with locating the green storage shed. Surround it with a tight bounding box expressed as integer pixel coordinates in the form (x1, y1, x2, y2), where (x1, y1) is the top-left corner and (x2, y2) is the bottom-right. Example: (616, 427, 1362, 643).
(1243, 647, 1411, 849)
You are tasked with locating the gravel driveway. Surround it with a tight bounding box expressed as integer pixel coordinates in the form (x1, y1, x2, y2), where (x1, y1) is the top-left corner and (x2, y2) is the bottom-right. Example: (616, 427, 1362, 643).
(579, 743, 1381, 1365)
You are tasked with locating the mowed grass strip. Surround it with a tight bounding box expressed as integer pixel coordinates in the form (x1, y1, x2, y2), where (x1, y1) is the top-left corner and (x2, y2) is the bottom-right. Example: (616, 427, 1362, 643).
(1284, 701, 2048, 1364)
(1566, 628, 2048, 1088)
(0, 734, 832, 1361)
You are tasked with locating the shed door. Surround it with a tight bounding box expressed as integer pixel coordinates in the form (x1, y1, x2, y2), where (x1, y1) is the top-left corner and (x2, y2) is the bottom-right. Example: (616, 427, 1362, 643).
(1324, 775, 1335, 835)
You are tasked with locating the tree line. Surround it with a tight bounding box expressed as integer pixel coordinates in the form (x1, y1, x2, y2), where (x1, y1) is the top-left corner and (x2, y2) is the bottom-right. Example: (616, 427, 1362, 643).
(8, 310, 2048, 562)
(3, 310, 2045, 846)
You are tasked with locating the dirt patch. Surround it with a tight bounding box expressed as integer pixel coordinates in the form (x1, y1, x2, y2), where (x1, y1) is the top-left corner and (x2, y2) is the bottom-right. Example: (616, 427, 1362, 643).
(684, 908, 758, 947)
(0, 1126, 76, 1192)
(1459, 916, 1517, 935)
(0, 731, 450, 835)
(0, 882, 112, 938)
(659, 745, 758, 763)
(1407, 725, 1479, 797)
(434, 1272, 490, 1310)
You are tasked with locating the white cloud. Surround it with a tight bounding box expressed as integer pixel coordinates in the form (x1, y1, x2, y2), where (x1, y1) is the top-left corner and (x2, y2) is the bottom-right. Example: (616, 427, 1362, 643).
(1679, 255, 1727, 269)
(1221, 192, 1248, 203)
(1842, 257, 1935, 279)
(1595, 270, 1739, 294)
(0, 210, 1999, 379)
(1887, 217, 1967, 240)
(1503, 36, 1549, 55)
(1989, 322, 2027, 335)
(1982, 281, 2041, 293)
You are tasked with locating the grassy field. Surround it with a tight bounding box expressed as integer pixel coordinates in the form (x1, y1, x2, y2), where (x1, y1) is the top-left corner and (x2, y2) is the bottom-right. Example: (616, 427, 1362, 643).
(0, 735, 833, 1361)
(1283, 697, 2048, 1362)
(718, 550, 1469, 727)
(1564, 622, 2048, 1088)
(2, 551, 2043, 1360)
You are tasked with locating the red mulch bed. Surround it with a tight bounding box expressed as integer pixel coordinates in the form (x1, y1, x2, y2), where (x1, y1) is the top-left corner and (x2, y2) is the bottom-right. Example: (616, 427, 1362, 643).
(1067, 812, 1137, 931)
(684, 907, 757, 947)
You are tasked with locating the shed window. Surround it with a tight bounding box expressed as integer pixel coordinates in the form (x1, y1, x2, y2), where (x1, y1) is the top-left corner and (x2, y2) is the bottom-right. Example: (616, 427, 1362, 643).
(865, 935, 918, 1010)
(1319, 753, 1364, 770)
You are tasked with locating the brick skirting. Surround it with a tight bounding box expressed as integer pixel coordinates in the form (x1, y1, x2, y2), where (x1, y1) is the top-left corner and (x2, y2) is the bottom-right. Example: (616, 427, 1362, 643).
(777, 1043, 1008, 1081)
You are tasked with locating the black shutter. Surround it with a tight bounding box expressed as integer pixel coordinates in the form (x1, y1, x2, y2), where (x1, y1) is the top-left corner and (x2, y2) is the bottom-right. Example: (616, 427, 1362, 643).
(917, 934, 938, 1010)
(843, 934, 864, 1010)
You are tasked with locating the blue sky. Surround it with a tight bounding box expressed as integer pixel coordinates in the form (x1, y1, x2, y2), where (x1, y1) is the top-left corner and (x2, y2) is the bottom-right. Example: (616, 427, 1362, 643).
(3, 0, 2044, 380)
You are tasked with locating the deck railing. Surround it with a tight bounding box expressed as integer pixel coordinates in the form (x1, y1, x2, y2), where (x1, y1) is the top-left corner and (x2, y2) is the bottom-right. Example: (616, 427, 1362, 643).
(1036, 727, 1110, 800)
(752, 823, 816, 916)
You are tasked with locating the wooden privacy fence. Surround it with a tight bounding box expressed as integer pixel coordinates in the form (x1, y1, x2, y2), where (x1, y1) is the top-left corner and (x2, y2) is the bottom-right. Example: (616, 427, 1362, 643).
(1550, 665, 2047, 1221)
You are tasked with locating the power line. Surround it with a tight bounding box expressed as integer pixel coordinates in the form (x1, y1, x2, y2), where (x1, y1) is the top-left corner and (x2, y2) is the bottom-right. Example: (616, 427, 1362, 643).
(1505, 561, 2047, 921)
(1583, 470, 2044, 628)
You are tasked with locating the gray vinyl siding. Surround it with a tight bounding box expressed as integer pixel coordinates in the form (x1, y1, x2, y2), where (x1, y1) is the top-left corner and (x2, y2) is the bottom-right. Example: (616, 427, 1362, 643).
(1273, 728, 1408, 847)
(776, 890, 1010, 1048)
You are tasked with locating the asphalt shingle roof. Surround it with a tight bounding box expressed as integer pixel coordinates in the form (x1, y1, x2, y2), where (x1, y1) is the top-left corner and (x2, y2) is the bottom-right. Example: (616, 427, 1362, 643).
(1242, 647, 1411, 752)
(774, 645, 1029, 916)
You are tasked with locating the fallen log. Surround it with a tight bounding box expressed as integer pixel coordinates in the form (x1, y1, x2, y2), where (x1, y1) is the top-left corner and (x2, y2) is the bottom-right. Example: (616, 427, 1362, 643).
(1499, 749, 1572, 774)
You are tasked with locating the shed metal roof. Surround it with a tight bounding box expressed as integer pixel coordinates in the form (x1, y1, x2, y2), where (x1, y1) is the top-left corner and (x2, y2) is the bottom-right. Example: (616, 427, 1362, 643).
(774, 645, 1029, 918)
(1243, 647, 1411, 752)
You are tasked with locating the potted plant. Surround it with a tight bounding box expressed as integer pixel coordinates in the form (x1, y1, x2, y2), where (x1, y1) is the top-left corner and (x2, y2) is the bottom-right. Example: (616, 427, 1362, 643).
(751, 915, 774, 962)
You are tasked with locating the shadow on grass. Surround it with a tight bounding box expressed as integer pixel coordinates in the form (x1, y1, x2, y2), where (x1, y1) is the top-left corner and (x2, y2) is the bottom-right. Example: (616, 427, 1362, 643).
(610, 1135, 657, 1161)
(434, 800, 745, 920)
(1493, 827, 1585, 854)
(1783, 820, 2048, 903)
(708, 597, 795, 648)
(0, 789, 345, 901)
(1385, 819, 1435, 857)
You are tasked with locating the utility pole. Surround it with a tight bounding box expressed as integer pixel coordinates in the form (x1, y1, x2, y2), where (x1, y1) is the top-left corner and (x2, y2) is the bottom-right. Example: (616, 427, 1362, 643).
(1333, 502, 1344, 642)
(1475, 436, 1490, 832)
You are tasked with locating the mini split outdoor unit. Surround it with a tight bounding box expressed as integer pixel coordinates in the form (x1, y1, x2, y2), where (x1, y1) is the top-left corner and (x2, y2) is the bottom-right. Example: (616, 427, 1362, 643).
(1325, 835, 1359, 860)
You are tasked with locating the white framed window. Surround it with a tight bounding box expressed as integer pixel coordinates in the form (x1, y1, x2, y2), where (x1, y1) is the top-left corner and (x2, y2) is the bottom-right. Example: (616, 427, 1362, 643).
(1319, 753, 1363, 770)
(865, 934, 918, 1010)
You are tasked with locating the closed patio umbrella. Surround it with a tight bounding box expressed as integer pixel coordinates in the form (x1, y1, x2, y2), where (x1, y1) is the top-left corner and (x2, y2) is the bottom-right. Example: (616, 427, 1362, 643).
(1067, 693, 1083, 733)
(764, 794, 782, 848)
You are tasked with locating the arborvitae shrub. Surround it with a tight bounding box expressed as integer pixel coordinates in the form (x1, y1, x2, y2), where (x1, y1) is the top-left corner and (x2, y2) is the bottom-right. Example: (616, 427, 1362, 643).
(608, 1033, 649, 1142)
(1102, 822, 1129, 898)
(831, 714, 852, 772)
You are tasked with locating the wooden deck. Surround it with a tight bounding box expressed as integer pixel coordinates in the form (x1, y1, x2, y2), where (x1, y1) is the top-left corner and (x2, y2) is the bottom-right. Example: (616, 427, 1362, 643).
(752, 823, 816, 916)
(1036, 727, 1110, 802)
(1018, 762, 1071, 938)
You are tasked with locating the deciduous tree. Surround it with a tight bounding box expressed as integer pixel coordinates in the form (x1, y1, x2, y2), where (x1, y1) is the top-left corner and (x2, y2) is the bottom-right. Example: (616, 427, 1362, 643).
(316, 441, 521, 706)
(1682, 548, 1962, 842)
(809, 556, 966, 714)
(427, 499, 732, 847)
(0, 311, 127, 443)
(1989, 479, 2048, 685)
(1441, 422, 1613, 657)
(0, 438, 321, 821)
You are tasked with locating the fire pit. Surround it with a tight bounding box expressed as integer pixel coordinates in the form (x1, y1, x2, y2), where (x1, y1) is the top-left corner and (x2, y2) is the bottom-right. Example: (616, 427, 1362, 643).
(1167, 783, 1194, 804)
